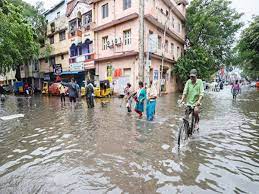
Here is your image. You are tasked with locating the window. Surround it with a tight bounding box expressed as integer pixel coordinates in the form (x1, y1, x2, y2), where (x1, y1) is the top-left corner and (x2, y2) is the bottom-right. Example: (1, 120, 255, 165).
(102, 3, 109, 18)
(123, 0, 131, 10)
(177, 22, 181, 33)
(158, 36, 161, 49)
(123, 29, 131, 45)
(57, 12, 60, 18)
(83, 11, 92, 25)
(34, 62, 39, 71)
(78, 45, 82, 55)
(50, 22, 55, 33)
(49, 57, 55, 66)
(59, 31, 66, 41)
(40, 39, 45, 48)
(171, 43, 174, 54)
(69, 19, 77, 32)
(61, 55, 64, 60)
(177, 46, 180, 57)
(49, 35, 54, 44)
(165, 40, 168, 52)
(70, 44, 78, 57)
(124, 68, 131, 76)
(172, 16, 174, 28)
(102, 36, 108, 50)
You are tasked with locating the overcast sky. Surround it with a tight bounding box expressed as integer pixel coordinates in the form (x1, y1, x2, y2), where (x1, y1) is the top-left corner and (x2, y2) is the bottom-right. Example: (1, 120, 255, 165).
(23, 0, 258, 25)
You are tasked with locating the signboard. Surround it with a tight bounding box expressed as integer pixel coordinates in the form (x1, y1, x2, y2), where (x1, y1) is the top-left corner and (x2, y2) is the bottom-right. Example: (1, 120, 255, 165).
(154, 70, 159, 80)
(69, 63, 84, 71)
(148, 34, 158, 53)
(44, 73, 50, 81)
(53, 64, 62, 75)
(84, 61, 95, 69)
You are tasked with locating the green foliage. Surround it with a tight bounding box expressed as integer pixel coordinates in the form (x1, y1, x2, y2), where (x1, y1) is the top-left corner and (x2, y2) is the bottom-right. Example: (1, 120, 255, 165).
(175, 0, 243, 81)
(0, 0, 46, 73)
(237, 16, 259, 79)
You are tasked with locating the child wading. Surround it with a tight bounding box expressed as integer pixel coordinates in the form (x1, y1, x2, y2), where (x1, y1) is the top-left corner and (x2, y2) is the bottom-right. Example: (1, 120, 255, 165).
(134, 81, 146, 118)
(146, 80, 158, 121)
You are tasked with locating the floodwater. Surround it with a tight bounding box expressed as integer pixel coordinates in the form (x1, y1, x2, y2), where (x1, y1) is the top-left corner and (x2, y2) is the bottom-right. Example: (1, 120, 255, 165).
(0, 86, 258, 194)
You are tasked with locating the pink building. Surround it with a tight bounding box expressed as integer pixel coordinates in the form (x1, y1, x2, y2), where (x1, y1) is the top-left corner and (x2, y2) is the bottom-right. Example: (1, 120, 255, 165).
(43, 0, 187, 92)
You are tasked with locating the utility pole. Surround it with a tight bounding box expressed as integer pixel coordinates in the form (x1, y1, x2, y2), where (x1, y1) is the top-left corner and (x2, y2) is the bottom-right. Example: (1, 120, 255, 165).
(160, 9, 171, 95)
(138, 0, 145, 82)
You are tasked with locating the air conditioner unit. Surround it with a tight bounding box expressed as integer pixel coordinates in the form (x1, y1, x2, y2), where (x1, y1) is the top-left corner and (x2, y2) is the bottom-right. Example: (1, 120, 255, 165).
(114, 37, 122, 46)
(107, 40, 114, 48)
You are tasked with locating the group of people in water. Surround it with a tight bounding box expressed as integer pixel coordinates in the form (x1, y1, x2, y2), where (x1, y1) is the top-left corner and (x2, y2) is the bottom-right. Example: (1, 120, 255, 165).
(124, 80, 158, 121)
(59, 78, 95, 108)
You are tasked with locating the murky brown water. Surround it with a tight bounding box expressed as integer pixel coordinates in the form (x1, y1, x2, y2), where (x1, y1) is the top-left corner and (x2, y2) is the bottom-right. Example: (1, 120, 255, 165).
(0, 86, 258, 193)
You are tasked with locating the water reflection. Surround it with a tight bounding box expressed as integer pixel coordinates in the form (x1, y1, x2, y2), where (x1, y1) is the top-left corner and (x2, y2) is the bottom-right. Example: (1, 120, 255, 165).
(0, 87, 258, 193)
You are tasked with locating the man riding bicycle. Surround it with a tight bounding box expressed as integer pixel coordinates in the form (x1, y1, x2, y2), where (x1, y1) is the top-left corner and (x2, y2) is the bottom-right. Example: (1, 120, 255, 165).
(179, 69, 204, 131)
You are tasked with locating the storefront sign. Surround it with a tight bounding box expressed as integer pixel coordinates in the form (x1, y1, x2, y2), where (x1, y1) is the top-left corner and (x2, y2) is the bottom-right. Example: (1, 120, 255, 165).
(53, 64, 62, 75)
(44, 73, 50, 81)
(154, 70, 159, 80)
(69, 63, 84, 71)
(84, 61, 95, 69)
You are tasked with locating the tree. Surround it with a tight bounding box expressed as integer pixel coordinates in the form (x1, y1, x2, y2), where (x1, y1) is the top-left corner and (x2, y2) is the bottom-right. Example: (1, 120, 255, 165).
(0, 0, 46, 73)
(237, 16, 259, 79)
(174, 0, 243, 82)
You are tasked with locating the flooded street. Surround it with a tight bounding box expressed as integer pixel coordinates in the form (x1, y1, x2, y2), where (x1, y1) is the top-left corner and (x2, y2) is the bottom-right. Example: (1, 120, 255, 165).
(0, 86, 258, 194)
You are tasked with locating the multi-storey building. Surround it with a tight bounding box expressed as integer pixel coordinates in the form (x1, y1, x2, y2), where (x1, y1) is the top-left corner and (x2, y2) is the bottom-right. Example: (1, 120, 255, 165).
(39, 0, 70, 84)
(66, 0, 95, 84)
(39, 0, 187, 92)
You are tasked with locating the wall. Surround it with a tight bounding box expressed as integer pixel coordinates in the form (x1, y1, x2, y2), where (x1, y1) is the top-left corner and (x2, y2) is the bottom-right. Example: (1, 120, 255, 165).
(45, 2, 66, 23)
(145, 22, 184, 61)
(96, 56, 138, 89)
(95, 0, 139, 27)
(96, 19, 139, 59)
(145, 0, 186, 40)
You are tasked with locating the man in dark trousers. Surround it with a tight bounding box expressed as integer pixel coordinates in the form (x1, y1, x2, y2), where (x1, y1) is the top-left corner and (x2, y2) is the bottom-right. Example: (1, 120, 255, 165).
(85, 81, 94, 108)
(62, 78, 78, 104)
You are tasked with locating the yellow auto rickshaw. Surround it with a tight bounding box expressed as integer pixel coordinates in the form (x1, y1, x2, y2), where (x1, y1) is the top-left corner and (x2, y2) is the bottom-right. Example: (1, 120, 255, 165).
(94, 80, 111, 98)
(42, 81, 49, 94)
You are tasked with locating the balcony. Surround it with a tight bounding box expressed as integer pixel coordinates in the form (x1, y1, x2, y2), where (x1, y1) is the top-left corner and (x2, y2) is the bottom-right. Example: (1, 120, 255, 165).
(68, 29, 83, 39)
(69, 53, 95, 63)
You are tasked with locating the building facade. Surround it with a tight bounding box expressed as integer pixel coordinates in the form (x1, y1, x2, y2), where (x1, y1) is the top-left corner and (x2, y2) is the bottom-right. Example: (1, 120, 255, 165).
(39, 0, 187, 92)
(39, 0, 70, 84)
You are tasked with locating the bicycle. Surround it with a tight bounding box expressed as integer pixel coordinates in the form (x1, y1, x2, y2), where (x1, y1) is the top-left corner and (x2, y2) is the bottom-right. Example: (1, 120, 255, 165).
(177, 102, 196, 147)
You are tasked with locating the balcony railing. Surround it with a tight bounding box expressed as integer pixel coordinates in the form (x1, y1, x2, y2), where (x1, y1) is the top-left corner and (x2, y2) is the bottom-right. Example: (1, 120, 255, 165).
(69, 53, 95, 63)
(68, 29, 82, 39)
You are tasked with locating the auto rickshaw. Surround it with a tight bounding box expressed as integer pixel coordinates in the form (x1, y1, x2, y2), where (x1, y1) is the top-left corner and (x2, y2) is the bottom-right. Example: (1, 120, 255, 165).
(94, 80, 111, 98)
(42, 82, 49, 94)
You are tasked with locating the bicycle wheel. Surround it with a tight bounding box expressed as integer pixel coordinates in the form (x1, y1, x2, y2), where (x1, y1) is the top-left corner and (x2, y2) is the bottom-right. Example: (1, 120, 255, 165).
(190, 113, 195, 135)
(177, 124, 183, 146)
(177, 122, 187, 146)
